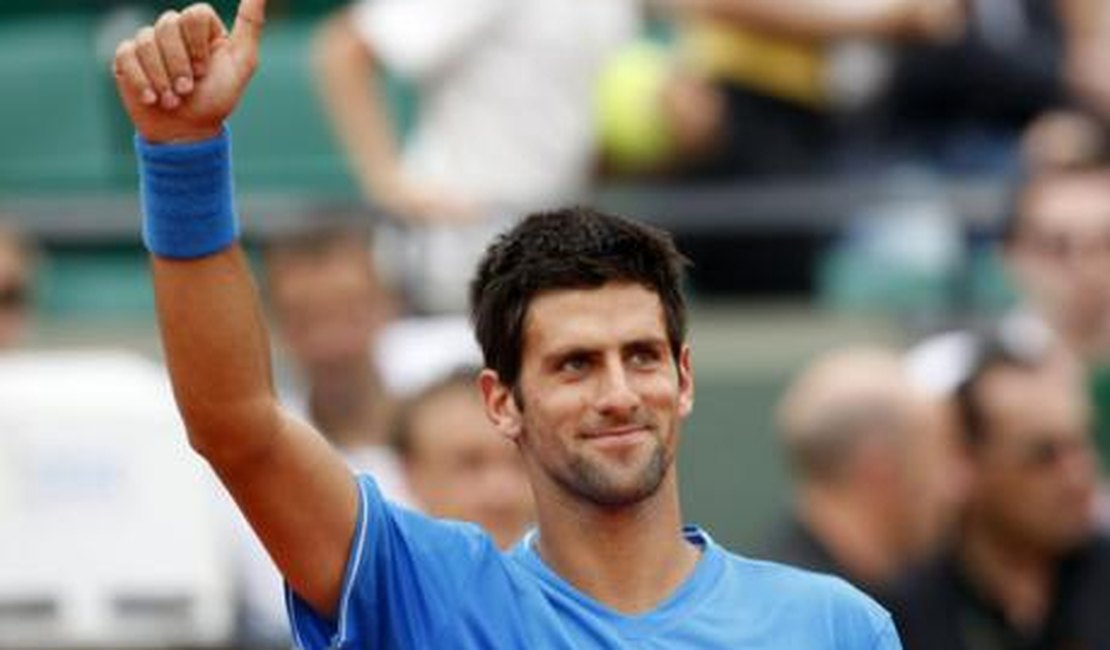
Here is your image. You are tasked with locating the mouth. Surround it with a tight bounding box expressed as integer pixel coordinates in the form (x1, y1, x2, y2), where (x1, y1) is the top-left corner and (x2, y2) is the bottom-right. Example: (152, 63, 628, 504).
(581, 425, 652, 447)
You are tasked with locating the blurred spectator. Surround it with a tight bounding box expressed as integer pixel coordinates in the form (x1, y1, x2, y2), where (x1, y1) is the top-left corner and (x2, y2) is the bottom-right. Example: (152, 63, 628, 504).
(891, 333, 1110, 650)
(598, 0, 963, 177)
(311, 0, 639, 311)
(873, 0, 1110, 173)
(1003, 165, 1110, 362)
(392, 367, 534, 550)
(764, 347, 965, 594)
(0, 220, 35, 349)
(264, 225, 396, 450)
(910, 155, 1110, 520)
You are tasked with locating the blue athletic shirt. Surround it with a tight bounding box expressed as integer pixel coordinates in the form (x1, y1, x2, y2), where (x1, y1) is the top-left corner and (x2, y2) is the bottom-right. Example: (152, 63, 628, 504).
(286, 475, 902, 649)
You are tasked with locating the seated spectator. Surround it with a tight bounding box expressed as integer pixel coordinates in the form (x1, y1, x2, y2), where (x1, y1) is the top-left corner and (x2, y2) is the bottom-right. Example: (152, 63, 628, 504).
(764, 346, 965, 594)
(264, 224, 397, 455)
(0, 220, 35, 350)
(891, 332, 1110, 649)
(392, 367, 535, 550)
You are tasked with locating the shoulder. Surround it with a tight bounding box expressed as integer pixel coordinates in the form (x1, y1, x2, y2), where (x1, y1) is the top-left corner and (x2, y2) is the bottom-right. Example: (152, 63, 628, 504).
(717, 549, 895, 639)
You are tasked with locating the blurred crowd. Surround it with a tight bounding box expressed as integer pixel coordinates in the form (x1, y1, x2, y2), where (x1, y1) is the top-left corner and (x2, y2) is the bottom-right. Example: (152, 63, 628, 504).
(5, 0, 1110, 648)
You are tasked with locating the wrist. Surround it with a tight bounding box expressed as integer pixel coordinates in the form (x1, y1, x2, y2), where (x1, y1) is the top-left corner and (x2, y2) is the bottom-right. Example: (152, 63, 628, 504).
(137, 125, 240, 259)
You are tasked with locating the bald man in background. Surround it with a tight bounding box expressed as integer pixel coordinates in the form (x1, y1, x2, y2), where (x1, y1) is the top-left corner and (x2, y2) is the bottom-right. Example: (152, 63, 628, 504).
(762, 347, 967, 595)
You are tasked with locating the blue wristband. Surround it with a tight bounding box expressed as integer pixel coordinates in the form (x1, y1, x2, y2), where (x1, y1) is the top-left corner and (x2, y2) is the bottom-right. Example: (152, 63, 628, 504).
(136, 126, 240, 259)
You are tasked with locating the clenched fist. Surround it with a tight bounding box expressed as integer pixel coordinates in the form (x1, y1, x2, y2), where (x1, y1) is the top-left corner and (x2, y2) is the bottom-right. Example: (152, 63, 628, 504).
(112, 0, 266, 144)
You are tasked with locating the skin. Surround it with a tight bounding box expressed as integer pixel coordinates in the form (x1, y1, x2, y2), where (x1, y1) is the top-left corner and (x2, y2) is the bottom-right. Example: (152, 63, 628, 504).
(1006, 171, 1110, 360)
(404, 382, 534, 550)
(479, 282, 700, 613)
(113, 5, 702, 619)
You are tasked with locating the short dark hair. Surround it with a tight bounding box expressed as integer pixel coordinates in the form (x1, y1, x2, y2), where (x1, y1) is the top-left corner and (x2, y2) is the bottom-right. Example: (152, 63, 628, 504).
(469, 207, 690, 390)
(953, 327, 1051, 447)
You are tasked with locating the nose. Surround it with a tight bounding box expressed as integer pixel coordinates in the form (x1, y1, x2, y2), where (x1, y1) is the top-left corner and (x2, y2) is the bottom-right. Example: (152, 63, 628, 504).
(594, 357, 640, 417)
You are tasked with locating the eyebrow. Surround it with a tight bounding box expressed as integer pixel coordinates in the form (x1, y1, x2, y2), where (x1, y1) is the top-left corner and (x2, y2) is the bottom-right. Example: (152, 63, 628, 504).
(543, 337, 669, 363)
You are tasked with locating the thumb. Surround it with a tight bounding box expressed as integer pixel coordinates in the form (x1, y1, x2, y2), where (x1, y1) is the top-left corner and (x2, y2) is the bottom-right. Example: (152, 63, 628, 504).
(231, 0, 267, 50)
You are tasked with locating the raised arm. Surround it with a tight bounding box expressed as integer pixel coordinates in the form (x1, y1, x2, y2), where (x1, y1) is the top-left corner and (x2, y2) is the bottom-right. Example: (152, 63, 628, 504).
(112, 0, 357, 618)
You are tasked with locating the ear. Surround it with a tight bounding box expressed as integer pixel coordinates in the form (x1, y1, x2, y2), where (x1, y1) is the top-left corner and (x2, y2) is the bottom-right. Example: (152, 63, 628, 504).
(677, 345, 695, 418)
(479, 368, 523, 441)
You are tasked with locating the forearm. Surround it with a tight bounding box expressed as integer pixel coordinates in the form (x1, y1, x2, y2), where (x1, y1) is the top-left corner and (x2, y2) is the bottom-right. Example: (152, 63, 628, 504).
(312, 12, 403, 198)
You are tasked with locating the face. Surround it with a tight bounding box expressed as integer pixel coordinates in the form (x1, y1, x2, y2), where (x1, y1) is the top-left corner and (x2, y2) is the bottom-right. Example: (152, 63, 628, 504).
(482, 282, 694, 510)
(0, 235, 30, 350)
(405, 383, 534, 549)
(968, 360, 1098, 554)
(267, 242, 390, 371)
(1008, 174, 1110, 350)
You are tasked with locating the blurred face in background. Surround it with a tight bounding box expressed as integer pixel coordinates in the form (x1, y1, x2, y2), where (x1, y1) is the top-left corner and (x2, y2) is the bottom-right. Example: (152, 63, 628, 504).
(404, 381, 534, 549)
(1007, 171, 1110, 355)
(0, 229, 31, 349)
(967, 358, 1098, 555)
(266, 237, 392, 372)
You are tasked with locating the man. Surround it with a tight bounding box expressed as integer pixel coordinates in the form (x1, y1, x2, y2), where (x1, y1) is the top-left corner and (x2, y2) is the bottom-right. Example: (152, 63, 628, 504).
(311, 0, 638, 312)
(766, 347, 965, 593)
(392, 367, 534, 550)
(111, 3, 899, 647)
(892, 334, 1110, 649)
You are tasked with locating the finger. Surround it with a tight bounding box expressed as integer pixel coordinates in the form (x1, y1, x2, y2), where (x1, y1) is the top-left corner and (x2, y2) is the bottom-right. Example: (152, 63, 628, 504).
(113, 39, 158, 106)
(231, 0, 267, 50)
(154, 11, 194, 96)
(134, 26, 180, 109)
(180, 3, 226, 77)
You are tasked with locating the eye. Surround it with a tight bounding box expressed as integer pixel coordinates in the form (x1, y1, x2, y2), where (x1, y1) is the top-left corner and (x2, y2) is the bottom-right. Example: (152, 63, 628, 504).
(628, 347, 662, 368)
(558, 354, 591, 374)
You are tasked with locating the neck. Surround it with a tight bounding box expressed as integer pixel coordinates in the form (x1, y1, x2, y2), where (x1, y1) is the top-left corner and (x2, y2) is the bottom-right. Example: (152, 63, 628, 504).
(532, 470, 701, 615)
(305, 358, 390, 448)
(959, 517, 1057, 632)
(797, 485, 905, 587)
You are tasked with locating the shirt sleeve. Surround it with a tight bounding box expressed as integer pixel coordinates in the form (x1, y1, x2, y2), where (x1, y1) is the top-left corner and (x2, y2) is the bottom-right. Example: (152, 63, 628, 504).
(872, 614, 903, 650)
(350, 0, 510, 80)
(285, 475, 496, 650)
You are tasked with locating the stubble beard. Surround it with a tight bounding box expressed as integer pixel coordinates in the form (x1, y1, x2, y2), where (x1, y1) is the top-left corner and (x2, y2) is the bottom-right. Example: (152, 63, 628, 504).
(557, 435, 671, 508)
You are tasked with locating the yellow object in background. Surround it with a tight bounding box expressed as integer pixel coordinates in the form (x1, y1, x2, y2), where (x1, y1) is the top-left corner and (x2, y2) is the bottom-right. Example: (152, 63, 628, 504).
(681, 21, 825, 108)
(597, 41, 676, 173)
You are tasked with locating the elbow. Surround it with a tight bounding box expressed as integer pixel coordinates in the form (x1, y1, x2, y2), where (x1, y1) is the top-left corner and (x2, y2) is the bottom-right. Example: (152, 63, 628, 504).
(179, 397, 281, 469)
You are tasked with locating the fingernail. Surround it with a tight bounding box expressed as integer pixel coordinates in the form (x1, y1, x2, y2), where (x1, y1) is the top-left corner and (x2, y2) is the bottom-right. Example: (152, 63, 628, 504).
(162, 90, 180, 109)
(175, 77, 193, 94)
(141, 88, 158, 105)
